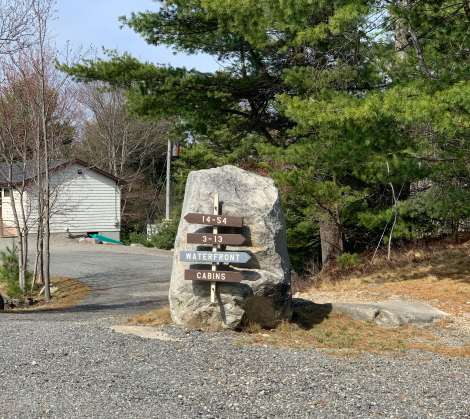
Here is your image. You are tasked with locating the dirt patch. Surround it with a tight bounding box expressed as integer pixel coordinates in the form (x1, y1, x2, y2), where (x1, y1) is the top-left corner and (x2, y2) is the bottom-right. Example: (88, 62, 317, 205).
(128, 302, 470, 357)
(111, 325, 183, 341)
(276, 240, 470, 355)
(294, 239, 470, 331)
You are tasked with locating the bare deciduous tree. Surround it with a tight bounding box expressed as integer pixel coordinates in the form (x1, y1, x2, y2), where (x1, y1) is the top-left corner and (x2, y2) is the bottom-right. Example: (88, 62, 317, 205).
(75, 83, 172, 221)
(0, 0, 37, 55)
(0, 0, 85, 297)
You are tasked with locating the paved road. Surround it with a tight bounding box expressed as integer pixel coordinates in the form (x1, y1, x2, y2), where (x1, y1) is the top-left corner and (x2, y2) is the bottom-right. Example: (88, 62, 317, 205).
(0, 238, 173, 317)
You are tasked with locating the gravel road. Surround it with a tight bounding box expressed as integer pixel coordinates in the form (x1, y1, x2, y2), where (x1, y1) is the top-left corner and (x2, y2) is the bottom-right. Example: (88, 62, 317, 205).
(1, 240, 470, 418)
(0, 313, 470, 419)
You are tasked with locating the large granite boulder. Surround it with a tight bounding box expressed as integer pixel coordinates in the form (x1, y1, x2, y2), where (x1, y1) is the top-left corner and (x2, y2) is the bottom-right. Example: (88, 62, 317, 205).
(169, 165, 291, 329)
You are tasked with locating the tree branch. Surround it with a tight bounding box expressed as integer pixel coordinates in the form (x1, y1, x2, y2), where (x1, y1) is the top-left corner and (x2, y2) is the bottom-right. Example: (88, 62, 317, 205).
(463, 0, 470, 21)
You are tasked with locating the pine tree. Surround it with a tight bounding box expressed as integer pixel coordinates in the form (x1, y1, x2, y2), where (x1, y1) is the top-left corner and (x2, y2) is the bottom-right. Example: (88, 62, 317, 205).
(61, 0, 470, 266)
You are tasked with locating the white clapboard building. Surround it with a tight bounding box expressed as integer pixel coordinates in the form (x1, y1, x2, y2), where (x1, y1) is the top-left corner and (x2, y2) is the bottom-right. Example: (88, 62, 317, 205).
(0, 159, 126, 240)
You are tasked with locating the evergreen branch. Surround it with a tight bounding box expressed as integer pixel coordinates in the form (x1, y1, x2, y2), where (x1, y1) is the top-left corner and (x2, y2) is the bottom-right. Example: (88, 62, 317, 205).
(404, 156, 457, 162)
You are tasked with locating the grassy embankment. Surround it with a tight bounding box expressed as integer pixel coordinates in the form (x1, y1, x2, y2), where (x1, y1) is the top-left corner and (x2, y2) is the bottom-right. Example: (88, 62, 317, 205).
(127, 236, 470, 357)
(0, 276, 91, 311)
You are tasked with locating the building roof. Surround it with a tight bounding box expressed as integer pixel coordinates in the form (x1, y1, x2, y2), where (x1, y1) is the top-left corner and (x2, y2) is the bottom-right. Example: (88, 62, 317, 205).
(0, 159, 127, 187)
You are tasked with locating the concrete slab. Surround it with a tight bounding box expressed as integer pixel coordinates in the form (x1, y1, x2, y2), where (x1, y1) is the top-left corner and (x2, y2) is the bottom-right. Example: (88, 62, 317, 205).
(330, 303, 379, 322)
(331, 301, 449, 327)
(291, 298, 449, 328)
(110, 325, 183, 341)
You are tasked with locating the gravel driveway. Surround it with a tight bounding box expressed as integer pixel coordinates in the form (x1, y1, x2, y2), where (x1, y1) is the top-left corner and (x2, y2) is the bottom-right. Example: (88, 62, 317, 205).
(0, 314, 470, 419)
(1, 240, 470, 418)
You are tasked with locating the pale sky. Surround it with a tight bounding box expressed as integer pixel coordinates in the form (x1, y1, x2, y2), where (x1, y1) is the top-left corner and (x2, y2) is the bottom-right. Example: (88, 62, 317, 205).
(54, 0, 219, 72)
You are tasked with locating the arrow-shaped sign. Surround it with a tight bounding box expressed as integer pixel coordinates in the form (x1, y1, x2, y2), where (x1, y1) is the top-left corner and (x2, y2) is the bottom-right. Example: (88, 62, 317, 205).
(187, 233, 245, 245)
(184, 213, 243, 227)
(185, 269, 244, 283)
(180, 251, 251, 263)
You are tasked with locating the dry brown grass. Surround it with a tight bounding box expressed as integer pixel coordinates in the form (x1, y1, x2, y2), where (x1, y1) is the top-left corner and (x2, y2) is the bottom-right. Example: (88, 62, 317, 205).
(2, 276, 91, 311)
(304, 242, 470, 319)
(310, 234, 470, 288)
(126, 305, 173, 326)
(240, 305, 470, 357)
(319, 248, 470, 289)
(186, 317, 225, 332)
(126, 306, 225, 331)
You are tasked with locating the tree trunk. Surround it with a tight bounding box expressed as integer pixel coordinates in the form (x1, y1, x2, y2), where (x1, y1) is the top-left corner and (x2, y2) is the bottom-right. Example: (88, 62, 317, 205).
(10, 189, 25, 290)
(454, 219, 460, 244)
(34, 151, 43, 286)
(388, 182, 398, 260)
(320, 220, 343, 269)
(463, 0, 470, 22)
(395, 2, 409, 60)
(403, 0, 431, 78)
(39, 38, 51, 300)
(33, 217, 44, 287)
(7, 165, 26, 290)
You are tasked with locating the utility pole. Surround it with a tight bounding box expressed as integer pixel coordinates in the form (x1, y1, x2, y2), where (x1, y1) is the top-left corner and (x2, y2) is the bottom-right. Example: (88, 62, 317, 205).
(166, 140, 171, 220)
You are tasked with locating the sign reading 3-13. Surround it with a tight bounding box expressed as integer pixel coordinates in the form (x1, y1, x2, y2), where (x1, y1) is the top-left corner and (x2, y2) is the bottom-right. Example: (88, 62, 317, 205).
(187, 233, 245, 245)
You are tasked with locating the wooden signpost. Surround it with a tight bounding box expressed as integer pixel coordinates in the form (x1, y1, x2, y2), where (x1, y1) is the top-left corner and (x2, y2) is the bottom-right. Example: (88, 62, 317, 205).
(181, 193, 246, 302)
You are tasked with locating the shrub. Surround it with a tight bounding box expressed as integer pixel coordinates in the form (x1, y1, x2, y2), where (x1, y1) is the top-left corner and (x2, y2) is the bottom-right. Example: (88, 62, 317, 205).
(0, 242, 33, 298)
(336, 253, 359, 270)
(148, 217, 179, 250)
(128, 231, 152, 247)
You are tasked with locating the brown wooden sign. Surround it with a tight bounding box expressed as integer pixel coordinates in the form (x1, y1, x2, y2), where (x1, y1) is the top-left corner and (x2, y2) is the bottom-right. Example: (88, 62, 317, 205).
(187, 233, 245, 245)
(184, 213, 243, 228)
(184, 269, 244, 282)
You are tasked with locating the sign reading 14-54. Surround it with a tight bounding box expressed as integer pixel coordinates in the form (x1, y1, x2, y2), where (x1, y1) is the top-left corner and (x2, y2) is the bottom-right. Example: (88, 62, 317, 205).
(184, 213, 243, 227)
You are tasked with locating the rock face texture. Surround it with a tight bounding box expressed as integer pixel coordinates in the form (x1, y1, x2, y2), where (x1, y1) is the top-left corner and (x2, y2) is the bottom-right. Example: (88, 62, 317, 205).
(169, 165, 291, 329)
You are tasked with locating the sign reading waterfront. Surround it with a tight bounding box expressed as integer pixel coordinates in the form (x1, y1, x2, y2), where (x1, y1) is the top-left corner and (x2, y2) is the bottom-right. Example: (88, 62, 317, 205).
(180, 251, 251, 263)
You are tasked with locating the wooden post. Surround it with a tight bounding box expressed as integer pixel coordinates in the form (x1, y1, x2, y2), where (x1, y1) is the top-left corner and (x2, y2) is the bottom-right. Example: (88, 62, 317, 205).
(211, 193, 219, 303)
(165, 140, 171, 220)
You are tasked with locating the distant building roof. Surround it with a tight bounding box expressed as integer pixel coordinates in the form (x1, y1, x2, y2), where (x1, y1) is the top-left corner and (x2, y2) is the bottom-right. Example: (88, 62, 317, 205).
(0, 159, 127, 187)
